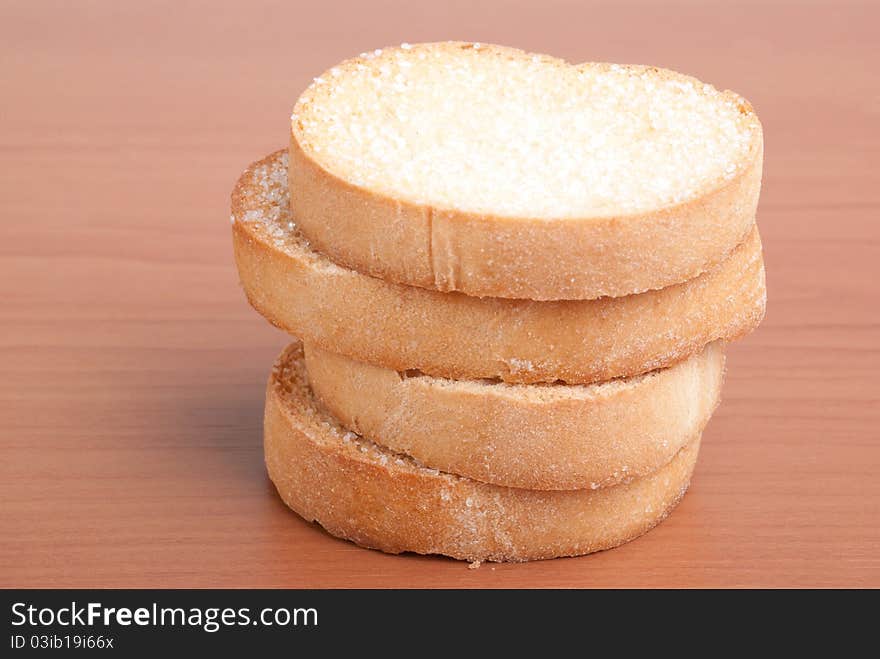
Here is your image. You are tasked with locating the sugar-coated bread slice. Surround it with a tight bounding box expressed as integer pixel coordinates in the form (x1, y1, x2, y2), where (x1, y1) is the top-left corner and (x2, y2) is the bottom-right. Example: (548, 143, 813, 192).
(290, 41, 763, 300)
(305, 341, 723, 490)
(232, 151, 765, 384)
(266, 342, 700, 562)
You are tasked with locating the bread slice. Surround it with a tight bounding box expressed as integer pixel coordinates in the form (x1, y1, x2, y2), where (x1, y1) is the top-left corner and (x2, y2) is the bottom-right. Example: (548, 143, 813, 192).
(266, 342, 700, 562)
(305, 340, 722, 490)
(232, 151, 765, 384)
(290, 41, 763, 300)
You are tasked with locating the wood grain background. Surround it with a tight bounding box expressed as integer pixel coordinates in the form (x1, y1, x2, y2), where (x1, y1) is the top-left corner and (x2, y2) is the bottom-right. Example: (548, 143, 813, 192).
(2, 0, 878, 588)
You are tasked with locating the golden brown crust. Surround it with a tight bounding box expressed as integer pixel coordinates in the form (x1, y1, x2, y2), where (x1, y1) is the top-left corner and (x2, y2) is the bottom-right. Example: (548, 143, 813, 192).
(232, 150, 766, 384)
(304, 341, 723, 490)
(265, 342, 700, 562)
(289, 135, 762, 302)
(289, 42, 763, 301)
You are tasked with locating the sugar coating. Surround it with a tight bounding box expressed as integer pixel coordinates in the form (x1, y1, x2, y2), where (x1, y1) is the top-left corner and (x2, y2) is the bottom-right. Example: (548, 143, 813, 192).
(240, 152, 288, 226)
(236, 151, 299, 250)
(293, 42, 759, 218)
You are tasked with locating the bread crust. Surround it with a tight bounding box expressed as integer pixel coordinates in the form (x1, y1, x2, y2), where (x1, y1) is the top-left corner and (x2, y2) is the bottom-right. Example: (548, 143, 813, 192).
(266, 342, 700, 562)
(305, 341, 723, 490)
(289, 42, 763, 301)
(232, 150, 764, 384)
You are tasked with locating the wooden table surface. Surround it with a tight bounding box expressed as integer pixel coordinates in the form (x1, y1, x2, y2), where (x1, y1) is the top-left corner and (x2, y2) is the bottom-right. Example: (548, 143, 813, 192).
(2, 0, 878, 588)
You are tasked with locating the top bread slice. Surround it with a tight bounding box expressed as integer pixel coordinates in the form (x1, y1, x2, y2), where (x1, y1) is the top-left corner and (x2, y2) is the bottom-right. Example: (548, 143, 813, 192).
(290, 41, 763, 300)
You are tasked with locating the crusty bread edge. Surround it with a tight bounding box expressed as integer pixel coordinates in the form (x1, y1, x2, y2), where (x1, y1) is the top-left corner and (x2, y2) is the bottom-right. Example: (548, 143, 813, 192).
(232, 150, 766, 384)
(265, 342, 701, 562)
(305, 340, 724, 490)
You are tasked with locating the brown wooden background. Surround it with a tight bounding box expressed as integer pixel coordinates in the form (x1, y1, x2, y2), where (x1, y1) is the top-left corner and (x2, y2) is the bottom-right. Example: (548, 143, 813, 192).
(2, 0, 878, 588)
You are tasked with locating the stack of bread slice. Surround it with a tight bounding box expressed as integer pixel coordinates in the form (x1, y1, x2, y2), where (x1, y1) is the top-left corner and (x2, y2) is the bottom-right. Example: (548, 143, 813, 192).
(231, 42, 765, 562)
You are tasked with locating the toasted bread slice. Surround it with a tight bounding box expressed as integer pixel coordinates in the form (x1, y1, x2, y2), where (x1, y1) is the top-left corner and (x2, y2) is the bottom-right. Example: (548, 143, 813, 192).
(305, 340, 722, 490)
(266, 342, 700, 562)
(232, 151, 765, 384)
(290, 42, 763, 300)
